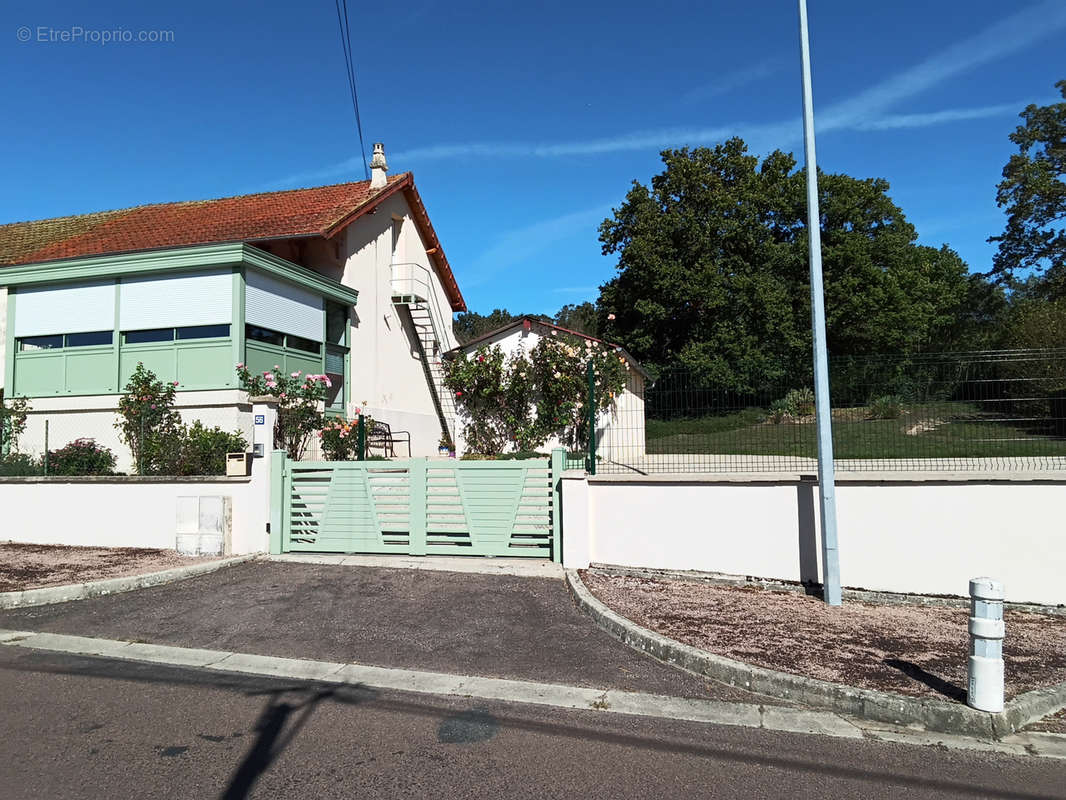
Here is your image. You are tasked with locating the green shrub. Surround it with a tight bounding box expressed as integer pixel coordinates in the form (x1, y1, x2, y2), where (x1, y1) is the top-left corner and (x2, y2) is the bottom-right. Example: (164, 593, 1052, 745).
(767, 398, 790, 424)
(176, 422, 247, 476)
(148, 422, 248, 476)
(784, 388, 815, 417)
(868, 394, 905, 420)
(0, 453, 43, 476)
(47, 438, 116, 475)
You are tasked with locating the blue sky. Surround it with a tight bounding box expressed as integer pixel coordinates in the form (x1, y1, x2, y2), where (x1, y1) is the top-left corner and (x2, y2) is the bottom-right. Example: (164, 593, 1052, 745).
(1, 1, 1064, 315)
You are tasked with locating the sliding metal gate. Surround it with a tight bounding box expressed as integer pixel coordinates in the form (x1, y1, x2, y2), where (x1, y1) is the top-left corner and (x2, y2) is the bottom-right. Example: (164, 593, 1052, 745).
(278, 456, 560, 560)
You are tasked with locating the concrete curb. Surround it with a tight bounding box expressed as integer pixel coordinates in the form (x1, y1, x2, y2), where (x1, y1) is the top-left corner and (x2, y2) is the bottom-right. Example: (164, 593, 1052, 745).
(0, 554, 260, 610)
(4, 626, 1065, 758)
(565, 569, 1066, 739)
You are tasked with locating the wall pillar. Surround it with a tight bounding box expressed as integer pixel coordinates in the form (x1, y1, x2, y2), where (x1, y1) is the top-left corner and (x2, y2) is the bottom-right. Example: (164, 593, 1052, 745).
(561, 472, 591, 569)
(241, 398, 279, 554)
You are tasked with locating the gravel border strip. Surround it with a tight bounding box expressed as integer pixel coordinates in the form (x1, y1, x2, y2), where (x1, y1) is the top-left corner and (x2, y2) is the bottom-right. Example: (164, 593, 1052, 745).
(585, 563, 1066, 617)
(565, 569, 1066, 739)
(0, 554, 259, 609)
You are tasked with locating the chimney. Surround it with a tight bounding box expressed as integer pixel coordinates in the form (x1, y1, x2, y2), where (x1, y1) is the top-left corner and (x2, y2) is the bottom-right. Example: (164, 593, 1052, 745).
(369, 142, 388, 189)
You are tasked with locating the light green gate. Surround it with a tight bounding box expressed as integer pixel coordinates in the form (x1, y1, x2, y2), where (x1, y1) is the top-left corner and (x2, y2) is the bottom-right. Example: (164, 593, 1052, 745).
(277, 455, 561, 560)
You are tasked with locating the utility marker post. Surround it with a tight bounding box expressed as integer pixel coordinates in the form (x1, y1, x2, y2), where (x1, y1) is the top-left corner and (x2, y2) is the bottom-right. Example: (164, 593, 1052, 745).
(798, 0, 841, 606)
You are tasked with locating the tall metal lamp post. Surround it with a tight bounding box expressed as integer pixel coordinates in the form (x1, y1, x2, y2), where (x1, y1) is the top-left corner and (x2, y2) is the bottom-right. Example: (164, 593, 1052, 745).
(798, 0, 842, 606)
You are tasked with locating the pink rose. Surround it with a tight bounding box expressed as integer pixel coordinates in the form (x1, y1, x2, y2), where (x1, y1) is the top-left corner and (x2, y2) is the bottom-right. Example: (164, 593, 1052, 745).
(323, 376, 332, 388)
(353, 407, 362, 415)
(264, 373, 274, 382)
(172, 381, 180, 387)
(151, 404, 156, 409)
(291, 371, 300, 378)
(280, 392, 287, 399)
(266, 380, 277, 389)
(236, 362, 245, 369)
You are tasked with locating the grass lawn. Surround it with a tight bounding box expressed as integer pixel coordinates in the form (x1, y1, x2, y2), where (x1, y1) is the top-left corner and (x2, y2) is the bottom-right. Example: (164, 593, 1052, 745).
(646, 403, 1066, 459)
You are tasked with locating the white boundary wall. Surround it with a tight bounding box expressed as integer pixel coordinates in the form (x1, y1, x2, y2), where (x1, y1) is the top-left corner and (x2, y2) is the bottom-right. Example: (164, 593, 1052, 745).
(561, 473, 1066, 606)
(0, 402, 277, 555)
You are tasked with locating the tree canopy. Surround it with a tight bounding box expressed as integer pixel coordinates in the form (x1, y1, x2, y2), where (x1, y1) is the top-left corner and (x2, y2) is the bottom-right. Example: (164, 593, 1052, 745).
(595, 138, 977, 390)
(989, 79, 1066, 298)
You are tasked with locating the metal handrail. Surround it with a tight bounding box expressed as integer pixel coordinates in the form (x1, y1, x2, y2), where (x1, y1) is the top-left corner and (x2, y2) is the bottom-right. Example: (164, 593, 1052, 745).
(390, 262, 453, 354)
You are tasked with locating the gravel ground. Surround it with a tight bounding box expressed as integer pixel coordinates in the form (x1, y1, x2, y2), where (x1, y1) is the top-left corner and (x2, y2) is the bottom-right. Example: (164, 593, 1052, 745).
(0, 543, 218, 592)
(581, 572, 1066, 701)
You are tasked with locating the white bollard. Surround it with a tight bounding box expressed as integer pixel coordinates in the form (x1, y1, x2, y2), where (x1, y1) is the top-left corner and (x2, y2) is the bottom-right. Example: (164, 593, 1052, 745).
(967, 577, 1005, 713)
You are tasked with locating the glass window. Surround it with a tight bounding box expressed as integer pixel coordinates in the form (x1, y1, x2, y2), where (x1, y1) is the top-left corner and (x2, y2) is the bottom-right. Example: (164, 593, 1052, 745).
(246, 325, 284, 346)
(326, 303, 347, 346)
(125, 328, 174, 344)
(286, 334, 321, 354)
(19, 335, 63, 351)
(65, 331, 113, 347)
(177, 324, 230, 340)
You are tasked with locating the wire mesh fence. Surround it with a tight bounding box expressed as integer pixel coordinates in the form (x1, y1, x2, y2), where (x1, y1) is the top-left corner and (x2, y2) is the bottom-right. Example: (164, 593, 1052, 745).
(590, 348, 1066, 474)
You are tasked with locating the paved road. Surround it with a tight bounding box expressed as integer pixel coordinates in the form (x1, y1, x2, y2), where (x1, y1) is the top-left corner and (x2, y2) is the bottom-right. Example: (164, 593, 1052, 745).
(1, 647, 1063, 800)
(0, 561, 781, 704)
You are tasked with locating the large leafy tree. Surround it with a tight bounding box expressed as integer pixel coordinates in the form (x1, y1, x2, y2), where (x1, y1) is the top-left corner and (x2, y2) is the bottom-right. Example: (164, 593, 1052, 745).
(453, 308, 550, 345)
(553, 302, 599, 336)
(988, 80, 1066, 298)
(596, 138, 975, 390)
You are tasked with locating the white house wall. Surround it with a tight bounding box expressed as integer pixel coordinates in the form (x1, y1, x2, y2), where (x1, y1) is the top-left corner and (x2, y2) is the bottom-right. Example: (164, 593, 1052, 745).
(340, 191, 456, 455)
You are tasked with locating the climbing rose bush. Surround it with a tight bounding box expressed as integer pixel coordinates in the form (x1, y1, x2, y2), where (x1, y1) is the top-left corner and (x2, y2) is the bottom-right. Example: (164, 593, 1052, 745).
(116, 363, 247, 475)
(442, 331, 628, 455)
(236, 364, 328, 460)
(318, 410, 374, 461)
(115, 363, 183, 473)
(0, 391, 30, 452)
(441, 345, 538, 454)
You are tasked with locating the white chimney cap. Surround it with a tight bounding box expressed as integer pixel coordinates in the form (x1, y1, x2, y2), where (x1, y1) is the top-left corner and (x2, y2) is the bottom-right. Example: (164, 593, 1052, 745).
(370, 142, 388, 188)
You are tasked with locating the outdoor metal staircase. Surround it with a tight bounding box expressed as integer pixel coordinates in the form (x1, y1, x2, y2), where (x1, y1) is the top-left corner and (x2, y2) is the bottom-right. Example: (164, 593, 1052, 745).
(390, 263, 456, 446)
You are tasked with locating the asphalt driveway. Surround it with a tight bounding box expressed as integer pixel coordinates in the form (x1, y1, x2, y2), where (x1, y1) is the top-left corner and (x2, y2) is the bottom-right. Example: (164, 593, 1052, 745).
(0, 560, 776, 704)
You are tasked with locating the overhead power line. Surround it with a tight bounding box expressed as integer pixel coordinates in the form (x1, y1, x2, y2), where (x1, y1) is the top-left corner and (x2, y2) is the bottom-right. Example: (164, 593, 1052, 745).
(334, 0, 369, 181)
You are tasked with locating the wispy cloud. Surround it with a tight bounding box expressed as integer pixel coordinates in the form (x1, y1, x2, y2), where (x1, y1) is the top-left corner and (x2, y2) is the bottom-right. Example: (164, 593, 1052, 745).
(274, 0, 1066, 186)
(681, 59, 784, 104)
(463, 204, 612, 287)
(853, 102, 1021, 131)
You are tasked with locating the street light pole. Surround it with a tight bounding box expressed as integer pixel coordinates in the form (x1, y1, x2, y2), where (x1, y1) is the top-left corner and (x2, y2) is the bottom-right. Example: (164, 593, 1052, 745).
(798, 0, 842, 606)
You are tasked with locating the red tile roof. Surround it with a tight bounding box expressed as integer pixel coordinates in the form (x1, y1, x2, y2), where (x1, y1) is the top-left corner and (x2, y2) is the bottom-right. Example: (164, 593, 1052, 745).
(0, 172, 466, 310)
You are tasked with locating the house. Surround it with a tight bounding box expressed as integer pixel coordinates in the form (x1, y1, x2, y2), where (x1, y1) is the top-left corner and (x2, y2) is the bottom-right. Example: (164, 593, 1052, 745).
(449, 316, 649, 461)
(0, 144, 464, 468)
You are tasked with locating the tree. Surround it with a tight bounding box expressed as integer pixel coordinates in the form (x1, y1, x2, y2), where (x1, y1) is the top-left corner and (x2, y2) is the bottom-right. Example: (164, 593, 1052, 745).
(988, 80, 1066, 298)
(554, 302, 599, 337)
(453, 309, 550, 345)
(596, 138, 976, 390)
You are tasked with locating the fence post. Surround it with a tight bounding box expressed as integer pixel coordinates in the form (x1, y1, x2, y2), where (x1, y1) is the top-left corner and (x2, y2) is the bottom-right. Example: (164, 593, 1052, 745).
(408, 458, 427, 556)
(357, 414, 366, 461)
(551, 448, 565, 563)
(269, 449, 286, 554)
(43, 419, 49, 475)
(586, 361, 596, 475)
